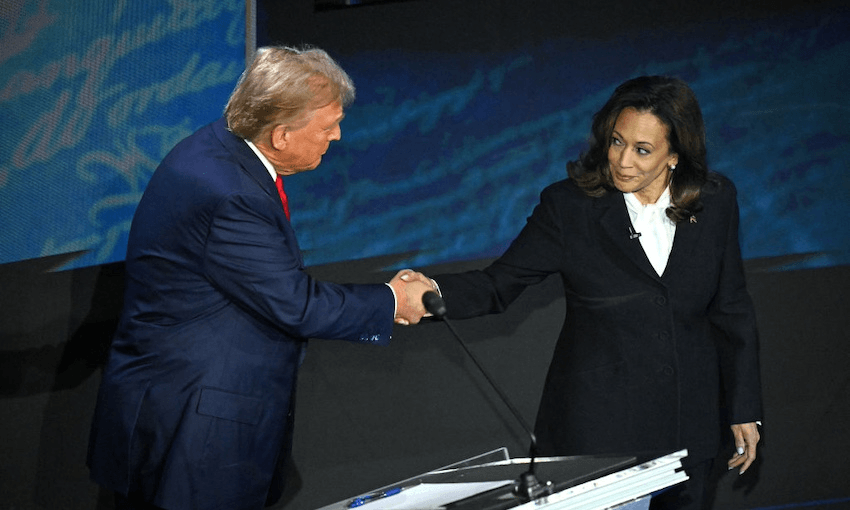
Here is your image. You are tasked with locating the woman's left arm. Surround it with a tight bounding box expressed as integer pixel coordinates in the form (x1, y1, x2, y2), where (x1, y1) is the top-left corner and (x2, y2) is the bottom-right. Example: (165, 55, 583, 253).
(710, 181, 764, 420)
(708, 180, 764, 472)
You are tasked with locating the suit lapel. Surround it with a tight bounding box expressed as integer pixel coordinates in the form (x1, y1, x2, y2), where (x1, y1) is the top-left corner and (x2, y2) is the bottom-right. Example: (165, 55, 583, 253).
(595, 192, 660, 282)
(212, 118, 279, 200)
(664, 212, 705, 278)
(211, 118, 304, 267)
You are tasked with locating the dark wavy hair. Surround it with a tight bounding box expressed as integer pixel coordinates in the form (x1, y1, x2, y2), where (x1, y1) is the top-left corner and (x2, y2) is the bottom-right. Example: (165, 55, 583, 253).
(568, 76, 709, 222)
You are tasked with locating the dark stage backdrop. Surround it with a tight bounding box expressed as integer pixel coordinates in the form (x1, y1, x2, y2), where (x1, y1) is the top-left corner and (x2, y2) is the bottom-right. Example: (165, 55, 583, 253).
(2, 1, 850, 510)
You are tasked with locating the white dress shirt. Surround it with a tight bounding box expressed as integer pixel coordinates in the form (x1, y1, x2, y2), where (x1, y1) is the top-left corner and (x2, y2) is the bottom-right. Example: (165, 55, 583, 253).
(245, 140, 278, 182)
(623, 187, 676, 277)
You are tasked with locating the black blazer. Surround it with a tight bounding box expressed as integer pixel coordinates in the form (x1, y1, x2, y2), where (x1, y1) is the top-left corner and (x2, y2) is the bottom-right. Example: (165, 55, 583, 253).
(435, 174, 762, 462)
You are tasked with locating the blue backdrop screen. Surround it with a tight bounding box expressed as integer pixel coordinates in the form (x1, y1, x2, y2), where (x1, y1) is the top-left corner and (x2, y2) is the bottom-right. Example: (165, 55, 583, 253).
(286, 7, 850, 271)
(1, 2, 847, 271)
(0, 0, 244, 269)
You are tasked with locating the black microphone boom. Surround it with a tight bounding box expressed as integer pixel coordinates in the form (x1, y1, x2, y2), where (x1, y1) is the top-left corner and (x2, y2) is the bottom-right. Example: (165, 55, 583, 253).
(421, 291, 553, 501)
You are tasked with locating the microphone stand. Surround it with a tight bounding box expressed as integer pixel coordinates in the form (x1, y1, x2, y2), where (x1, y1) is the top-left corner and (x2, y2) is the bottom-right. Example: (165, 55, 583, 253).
(422, 292, 554, 502)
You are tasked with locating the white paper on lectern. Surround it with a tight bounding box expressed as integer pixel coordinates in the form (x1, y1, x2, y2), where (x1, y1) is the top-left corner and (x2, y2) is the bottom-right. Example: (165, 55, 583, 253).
(361, 480, 513, 509)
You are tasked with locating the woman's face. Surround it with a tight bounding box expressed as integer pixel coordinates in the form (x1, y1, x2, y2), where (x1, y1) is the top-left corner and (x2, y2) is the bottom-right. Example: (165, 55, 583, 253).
(607, 107, 678, 205)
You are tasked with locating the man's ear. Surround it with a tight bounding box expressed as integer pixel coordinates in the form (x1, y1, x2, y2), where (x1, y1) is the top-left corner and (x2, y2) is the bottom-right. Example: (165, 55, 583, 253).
(270, 125, 289, 151)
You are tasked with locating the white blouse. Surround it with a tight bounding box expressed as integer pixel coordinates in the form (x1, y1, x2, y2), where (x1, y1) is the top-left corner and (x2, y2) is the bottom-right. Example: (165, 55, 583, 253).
(623, 187, 676, 276)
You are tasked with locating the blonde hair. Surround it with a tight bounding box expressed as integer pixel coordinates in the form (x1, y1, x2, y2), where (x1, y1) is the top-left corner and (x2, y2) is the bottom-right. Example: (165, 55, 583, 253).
(224, 46, 355, 141)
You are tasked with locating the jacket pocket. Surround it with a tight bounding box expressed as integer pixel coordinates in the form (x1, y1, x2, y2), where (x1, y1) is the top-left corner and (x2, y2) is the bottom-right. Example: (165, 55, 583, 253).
(196, 387, 263, 425)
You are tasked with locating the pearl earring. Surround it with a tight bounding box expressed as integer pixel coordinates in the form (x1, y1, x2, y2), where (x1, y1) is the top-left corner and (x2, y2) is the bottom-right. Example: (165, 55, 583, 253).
(670, 164, 676, 170)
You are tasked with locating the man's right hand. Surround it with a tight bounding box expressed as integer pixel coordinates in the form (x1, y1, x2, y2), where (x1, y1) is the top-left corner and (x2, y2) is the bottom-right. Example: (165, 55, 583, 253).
(388, 270, 437, 325)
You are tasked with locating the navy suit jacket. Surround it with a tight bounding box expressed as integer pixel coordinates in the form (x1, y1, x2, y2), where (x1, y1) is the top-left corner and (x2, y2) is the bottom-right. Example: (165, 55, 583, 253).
(435, 175, 762, 463)
(87, 118, 395, 509)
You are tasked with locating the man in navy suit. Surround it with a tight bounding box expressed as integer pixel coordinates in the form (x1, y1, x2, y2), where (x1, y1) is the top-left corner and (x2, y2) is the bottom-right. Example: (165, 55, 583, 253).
(87, 46, 434, 510)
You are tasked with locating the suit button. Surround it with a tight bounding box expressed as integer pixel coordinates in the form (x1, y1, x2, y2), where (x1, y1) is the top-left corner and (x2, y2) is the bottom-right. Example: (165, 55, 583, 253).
(654, 296, 667, 306)
(661, 365, 675, 376)
(658, 331, 670, 341)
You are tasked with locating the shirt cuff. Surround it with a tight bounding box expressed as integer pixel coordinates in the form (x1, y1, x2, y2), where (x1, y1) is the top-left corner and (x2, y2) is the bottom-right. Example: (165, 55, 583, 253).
(384, 282, 398, 318)
(431, 279, 442, 296)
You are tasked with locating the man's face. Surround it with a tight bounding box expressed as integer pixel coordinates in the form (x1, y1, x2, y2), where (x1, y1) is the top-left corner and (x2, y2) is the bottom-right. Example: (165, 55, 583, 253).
(278, 101, 344, 175)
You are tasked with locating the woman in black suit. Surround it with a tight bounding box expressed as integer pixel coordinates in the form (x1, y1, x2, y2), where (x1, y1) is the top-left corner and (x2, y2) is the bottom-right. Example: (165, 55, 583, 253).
(429, 76, 762, 510)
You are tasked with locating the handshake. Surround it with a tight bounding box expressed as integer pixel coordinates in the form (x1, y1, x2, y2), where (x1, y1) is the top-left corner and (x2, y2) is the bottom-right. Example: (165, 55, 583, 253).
(388, 269, 438, 325)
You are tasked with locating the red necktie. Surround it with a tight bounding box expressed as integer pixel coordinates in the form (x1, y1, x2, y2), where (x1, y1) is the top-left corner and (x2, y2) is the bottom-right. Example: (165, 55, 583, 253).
(275, 176, 291, 220)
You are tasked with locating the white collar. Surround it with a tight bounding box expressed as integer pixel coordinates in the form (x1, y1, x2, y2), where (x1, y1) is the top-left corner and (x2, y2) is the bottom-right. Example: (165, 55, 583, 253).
(622, 187, 676, 277)
(623, 187, 671, 215)
(245, 140, 278, 182)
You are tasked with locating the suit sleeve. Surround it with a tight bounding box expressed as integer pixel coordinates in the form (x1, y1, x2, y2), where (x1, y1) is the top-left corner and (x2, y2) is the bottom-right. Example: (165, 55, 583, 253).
(436, 184, 566, 319)
(202, 190, 395, 344)
(709, 184, 764, 424)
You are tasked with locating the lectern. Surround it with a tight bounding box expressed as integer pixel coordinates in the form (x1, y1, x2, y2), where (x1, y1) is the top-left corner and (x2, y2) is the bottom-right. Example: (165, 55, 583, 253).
(318, 448, 688, 510)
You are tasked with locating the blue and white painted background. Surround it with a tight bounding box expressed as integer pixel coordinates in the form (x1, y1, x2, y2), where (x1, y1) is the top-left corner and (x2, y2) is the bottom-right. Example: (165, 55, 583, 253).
(1, 0, 244, 269)
(287, 6, 850, 271)
(1, 2, 848, 272)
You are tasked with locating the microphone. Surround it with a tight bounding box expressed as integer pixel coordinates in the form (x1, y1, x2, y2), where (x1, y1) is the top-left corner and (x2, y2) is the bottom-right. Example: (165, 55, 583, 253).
(422, 291, 553, 501)
(628, 226, 641, 240)
(422, 290, 447, 318)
